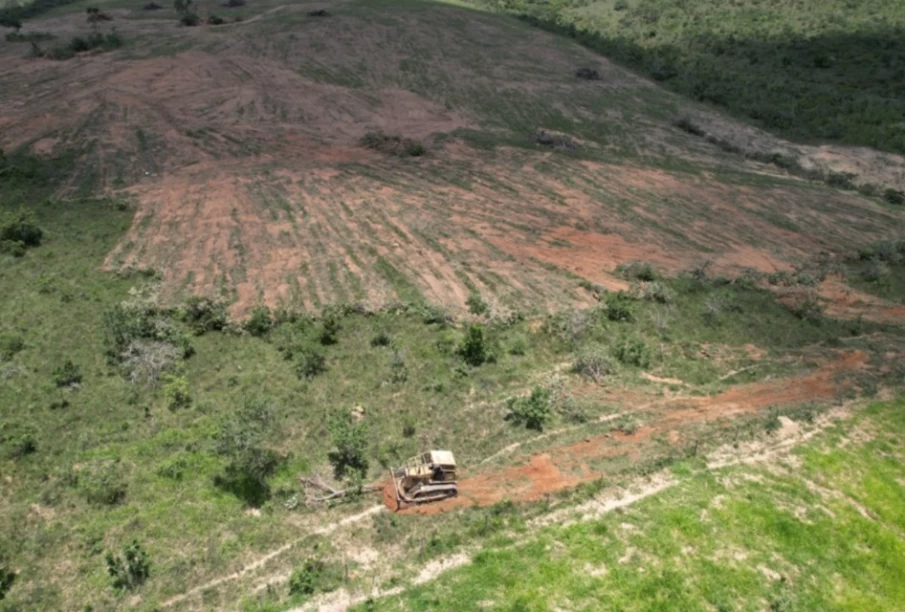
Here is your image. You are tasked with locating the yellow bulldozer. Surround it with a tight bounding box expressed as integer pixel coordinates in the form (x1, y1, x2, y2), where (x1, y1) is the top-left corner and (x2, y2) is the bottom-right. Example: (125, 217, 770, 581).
(390, 450, 458, 508)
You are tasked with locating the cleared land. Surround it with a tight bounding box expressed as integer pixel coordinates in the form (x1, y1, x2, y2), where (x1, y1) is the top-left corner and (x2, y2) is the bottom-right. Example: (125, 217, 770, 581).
(1, 0, 905, 610)
(367, 396, 905, 610)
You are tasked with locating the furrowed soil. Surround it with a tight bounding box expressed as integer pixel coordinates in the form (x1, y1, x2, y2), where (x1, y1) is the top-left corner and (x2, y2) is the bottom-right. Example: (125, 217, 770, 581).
(2, 0, 905, 315)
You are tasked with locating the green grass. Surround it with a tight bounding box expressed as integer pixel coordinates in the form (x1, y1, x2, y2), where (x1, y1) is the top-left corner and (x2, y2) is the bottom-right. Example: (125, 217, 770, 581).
(466, 0, 905, 155)
(366, 396, 905, 610)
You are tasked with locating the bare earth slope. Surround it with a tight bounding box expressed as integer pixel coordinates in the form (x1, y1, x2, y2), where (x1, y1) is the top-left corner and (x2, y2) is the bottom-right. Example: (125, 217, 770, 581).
(2, 0, 904, 315)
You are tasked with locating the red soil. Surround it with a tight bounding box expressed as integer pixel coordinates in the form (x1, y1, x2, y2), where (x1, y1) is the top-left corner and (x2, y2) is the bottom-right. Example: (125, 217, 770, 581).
(393, 350, 867, 514)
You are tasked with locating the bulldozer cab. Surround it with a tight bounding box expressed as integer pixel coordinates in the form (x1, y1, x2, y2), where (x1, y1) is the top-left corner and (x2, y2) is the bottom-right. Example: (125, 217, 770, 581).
(391, 450, 458, 507)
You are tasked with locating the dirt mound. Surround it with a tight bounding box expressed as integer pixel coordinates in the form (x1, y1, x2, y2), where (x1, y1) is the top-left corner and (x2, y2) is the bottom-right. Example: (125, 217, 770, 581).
(394, 351, 867, 514)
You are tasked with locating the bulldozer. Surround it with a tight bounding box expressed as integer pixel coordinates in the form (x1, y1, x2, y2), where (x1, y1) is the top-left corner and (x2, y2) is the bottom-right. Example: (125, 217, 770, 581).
(390, 450, 458, 508)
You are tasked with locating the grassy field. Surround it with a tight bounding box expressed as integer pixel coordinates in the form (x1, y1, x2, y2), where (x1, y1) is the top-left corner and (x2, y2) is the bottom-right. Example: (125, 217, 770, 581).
(366, 396, 905, 610)
(466, 0, 905, 156)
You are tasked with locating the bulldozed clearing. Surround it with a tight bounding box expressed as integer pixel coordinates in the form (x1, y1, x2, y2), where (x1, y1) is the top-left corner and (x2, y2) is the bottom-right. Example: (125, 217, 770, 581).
(2, 0, 905, 315)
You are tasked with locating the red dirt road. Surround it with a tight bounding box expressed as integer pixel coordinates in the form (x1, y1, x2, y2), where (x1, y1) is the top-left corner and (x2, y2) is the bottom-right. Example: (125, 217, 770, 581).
(390, 350, 868, 514)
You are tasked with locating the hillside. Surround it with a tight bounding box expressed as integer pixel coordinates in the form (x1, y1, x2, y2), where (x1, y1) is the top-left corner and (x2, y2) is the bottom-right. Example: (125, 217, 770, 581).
(1, 0, 905, 610)
(468, 0, 905, 155)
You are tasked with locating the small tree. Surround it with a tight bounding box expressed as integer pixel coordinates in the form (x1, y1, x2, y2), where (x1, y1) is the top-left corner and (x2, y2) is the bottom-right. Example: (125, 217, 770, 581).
(0, 14, 22, 33)
(457, 324, 487, 366)
(506, 387, 552, 431)
(53, 360, 83, 388)
(214, 397, 279, 492)
(105, 540, 150, 591)
(245, 305, 272, 337)
(328, 408, 368, 479)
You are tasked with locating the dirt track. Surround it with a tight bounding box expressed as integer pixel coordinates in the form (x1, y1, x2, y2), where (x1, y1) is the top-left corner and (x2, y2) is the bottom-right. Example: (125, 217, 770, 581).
(391, 350, 868, 514)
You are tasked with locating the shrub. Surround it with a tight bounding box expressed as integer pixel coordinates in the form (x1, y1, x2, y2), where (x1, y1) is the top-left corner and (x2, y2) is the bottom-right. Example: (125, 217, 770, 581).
(182, 296, 227, 335)
(785, 292, 824, 323)
(162, 372, 191, 410)
(5, 31, 54, 42)
(573, 345, 613, 382)
(244, 305, 272, 337)
(617, 261, 657, 281)
(105, 541, 150, 591)
(613, 335, 651, 367)
(222, 0, 244, 5)
(179, 11, 200, 25)
(613, 0, 628, 10)
(214, 397, 280, 490)
(306, 8, 330, 16)
(0, 210, 43, 256)
(53, 360, 82, 388)
(370, 330, 391, 347)
(103, 298, 192, 364)
(318, 314, 340, 345)
(605, 292, 635, 322)
(143, 2, 163, 9)
(8, 433, 37, 459)
(0, 334, 25, 360)
(507, 334, 528, 356)
(457, 324, 487, 366)
(328, 408, 368, 479)
(156, 455, 188, 480)
(0, 14, 22, 32)
(861, 260, 890, 283)
(86, 6, 113, 23)
(361, 131, 425, 157)
(295, 346, 326, 379)
(575, 67, 600, 80)
(466, 293, 489, 316)
(80, 459, 127, 505)
(632, 280, 675, 304)
(883, 189, 905, 206)
(506, 387, 552, 431)
(672, 116, 705, 137)
(120, 340, 181, 389)
(389, 350, 407, 383)
(0, 554, 14, 600)
(288, 558, 341, 597)
(207, 14, 224, 24)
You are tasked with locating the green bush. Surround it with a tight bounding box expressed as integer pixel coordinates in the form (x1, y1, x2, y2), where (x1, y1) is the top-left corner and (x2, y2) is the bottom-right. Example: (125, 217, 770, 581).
(5, 31, 54, 42)
(617, 261, 657, 281)
(883, 189, 904, 206)
(0, 553, 15, 601)
(288, 558, 341, 597)
(245, 305, 272, 337)
(162, 372, 191, 410)
(295, 346, 327, 379)
(8, 433, 37, 459)
(105, 540, 150, 591)
(207, 14, 225, 24)
(214, 397, 280, 490)
(457, 324, 488, 366)
(360, 131, 426, 157)
(466, 293, 489, 315)
(181, 296, 227, 335)
(0, 334, 25, 360)
(605, 292, 635, 322)
(0, 210, 43, 256)
(328, 408, 369, 479)
(103, 300, 192, 364)
(79, 459, 127, 505)
(41, 29, 122, 60)
(572, 345, 613, 382)
(506, 386, 552, 431)
(53, 359, 82, 388)
(318, 314, 340, 345)
(370, 330, 392, 347)
(632, 280, 675, 304)
(613, 335, 651, 368)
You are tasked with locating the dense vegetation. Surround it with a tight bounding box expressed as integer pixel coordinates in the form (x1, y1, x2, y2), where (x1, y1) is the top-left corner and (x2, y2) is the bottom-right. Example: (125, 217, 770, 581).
(468, 0, 905, 155)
